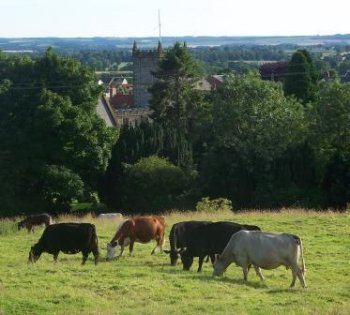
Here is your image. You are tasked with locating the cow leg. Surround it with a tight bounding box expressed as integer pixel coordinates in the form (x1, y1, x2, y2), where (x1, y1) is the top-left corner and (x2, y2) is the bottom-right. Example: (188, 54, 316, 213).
(210, 255, 215, 265)
(298, 271, 307, 288)
(253, 265, 265, 281)
(290, 266, 306, 288)
(151, 237, 162, 255)
(129, 242, 134, 256)
(243, 267, 249, 282)
(92, 248, 99, 265)
(151, 245, 157, 255)
(197, 256, 205, 272)
(53, 252, 59, 263)
(118, 243, 125, 257)
(82, 252, 89, 265)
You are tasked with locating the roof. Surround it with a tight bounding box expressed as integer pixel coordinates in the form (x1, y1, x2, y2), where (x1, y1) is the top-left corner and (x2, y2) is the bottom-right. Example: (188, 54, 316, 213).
(96, 94, 117, 127)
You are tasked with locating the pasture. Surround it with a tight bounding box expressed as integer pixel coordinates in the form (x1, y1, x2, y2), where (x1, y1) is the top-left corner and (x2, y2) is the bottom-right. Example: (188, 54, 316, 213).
(0, 210, 349, 315)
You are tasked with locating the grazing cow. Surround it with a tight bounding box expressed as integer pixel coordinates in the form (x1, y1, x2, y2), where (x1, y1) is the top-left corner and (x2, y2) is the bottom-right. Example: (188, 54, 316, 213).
(106, 216, 166, 259)
(164, 221, 212, 266)
(213, 230, 306, 288)
(180, 221, 261, 272)
(28, 223, 99, 265)
(18, 213, 53, 233)
(97, 213, 123, 220)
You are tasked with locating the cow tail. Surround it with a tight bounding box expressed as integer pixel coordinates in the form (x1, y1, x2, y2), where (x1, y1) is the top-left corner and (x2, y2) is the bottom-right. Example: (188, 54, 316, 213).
(89, 224, 99, 261)
(299, 238, 306, 275)
(169, 226, 177, 252)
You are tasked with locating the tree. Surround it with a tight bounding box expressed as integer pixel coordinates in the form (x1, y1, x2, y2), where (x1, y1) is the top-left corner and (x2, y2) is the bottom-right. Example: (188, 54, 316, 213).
(311, 80, 350, 208)
(284, 49, 318, 104)
(0, 50, 116, 215)
(149, 42, 204, 168)
(200, 74, 307, 208)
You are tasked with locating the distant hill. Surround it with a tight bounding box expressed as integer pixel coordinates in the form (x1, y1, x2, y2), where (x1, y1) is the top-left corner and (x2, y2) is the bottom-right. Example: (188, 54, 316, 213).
(1, 35, 350, 52)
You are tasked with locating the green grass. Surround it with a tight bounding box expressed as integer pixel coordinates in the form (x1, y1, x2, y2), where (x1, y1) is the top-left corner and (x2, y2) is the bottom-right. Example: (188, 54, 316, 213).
(0, 210, 349, 315)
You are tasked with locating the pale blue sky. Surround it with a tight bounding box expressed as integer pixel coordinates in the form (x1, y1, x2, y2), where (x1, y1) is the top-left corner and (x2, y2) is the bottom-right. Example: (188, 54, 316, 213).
(0, 0, 348, 37)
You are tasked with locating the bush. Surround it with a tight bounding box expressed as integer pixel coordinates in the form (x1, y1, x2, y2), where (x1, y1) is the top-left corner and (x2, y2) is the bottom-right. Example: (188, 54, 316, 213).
(122, 156, 188, 214)
(196, 197, 233, 213)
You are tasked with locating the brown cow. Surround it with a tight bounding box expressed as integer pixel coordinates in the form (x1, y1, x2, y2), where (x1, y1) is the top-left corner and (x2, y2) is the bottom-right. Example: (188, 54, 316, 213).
(18, 213, 53, 233)
(106, 216, 165, 259)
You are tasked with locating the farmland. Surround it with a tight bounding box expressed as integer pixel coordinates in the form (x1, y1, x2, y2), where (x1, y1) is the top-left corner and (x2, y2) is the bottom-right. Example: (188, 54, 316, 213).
(0, 210, 349, 315)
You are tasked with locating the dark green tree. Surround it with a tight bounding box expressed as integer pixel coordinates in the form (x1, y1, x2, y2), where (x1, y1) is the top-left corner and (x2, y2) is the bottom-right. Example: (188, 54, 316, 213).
(311, 80, 350, 209)
(284, 49, 318, 104)
(149, 42, 204, 168)
(0, 50, 116, 215)
(201, 74, 308, 208)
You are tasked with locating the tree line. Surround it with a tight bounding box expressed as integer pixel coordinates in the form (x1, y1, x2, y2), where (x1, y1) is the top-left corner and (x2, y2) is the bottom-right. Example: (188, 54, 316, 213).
(0, 44, 349, 216)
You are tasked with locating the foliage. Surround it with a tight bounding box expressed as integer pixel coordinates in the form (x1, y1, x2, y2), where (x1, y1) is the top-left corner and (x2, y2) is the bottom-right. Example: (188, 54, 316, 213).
(122, 156, 188, 213)
(149, 42, 205, 168)
(0, 50, 116, 215)
(200, 74, 308, 208)
(284, 49, 318, 104)
(310, 80, 350, 208)
(195, 197, 233, 212)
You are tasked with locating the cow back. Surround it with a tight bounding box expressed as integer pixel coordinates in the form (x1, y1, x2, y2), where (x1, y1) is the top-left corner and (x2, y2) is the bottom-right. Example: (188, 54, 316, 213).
(185, 221, 256, 256)
(132, 216, 164, 243)
(39, 223, 97, 253)
(170, 221, 212, 250)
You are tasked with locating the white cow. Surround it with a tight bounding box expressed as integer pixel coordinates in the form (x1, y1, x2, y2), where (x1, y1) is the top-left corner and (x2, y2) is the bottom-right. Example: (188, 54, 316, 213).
(213, 230, 306, 288)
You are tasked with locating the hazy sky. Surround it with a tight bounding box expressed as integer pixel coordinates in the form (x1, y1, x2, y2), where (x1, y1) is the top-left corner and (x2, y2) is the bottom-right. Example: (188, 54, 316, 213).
(0, 0, 348, 37)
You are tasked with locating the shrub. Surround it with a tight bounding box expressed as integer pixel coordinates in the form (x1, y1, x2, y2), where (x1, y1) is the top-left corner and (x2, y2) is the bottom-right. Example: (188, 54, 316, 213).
(196, 197, 233, 213)
(122, 156, 188, 213)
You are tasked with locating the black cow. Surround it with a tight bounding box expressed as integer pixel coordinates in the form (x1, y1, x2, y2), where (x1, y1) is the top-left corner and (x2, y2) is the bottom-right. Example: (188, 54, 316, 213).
(18, 213, 53, 233)
(180, 221, 261, 272)
(28, 223, 99, 265)
(164, 221, 212, 266)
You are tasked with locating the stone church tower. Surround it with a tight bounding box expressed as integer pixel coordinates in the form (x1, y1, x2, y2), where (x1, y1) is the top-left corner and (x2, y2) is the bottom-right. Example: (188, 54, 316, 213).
(132, 41, 163, 108)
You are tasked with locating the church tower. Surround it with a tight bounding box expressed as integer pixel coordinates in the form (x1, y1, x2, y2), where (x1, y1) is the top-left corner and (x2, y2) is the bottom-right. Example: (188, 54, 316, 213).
(132, 41, 163, 108)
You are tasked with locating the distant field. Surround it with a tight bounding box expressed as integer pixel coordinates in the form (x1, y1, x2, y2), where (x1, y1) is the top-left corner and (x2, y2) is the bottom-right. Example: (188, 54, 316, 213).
(0, 210, 349, 315)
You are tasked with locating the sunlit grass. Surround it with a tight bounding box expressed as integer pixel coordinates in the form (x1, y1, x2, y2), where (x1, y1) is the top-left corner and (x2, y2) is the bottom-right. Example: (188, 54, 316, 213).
(0, 209, 349, 314)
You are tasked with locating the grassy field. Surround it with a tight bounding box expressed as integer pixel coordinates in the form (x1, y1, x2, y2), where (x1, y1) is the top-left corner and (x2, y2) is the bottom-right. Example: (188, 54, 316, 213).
(0, 210, 349, 315)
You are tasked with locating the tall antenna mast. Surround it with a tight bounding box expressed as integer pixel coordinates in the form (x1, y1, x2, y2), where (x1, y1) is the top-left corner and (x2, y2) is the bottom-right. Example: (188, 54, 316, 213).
(158, 9, 162, 43)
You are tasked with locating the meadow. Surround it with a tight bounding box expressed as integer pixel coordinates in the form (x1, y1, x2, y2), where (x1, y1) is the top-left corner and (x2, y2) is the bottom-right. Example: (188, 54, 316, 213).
(0, 209, 349, 315)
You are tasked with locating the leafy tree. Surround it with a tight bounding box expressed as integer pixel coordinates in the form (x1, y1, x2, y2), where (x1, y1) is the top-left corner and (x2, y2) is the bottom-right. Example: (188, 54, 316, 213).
(0, 50, 116, 215)
(311, 80, 350, 208)
(284, 49, 318, 104)
(122, 156, 188, 214)
(200, 74, 307, 208)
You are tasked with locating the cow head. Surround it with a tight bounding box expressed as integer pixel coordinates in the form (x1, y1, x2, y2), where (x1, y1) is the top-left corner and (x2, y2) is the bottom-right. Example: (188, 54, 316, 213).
(106, 242, 117, 260)
(164, 249, 184, 266)
(180, 249, 193, 271)
(28, 246, 40, 263)
(212, 254, 226, 276)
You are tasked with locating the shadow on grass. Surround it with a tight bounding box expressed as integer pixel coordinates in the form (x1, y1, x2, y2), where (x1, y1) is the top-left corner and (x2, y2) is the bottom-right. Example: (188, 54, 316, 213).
(266, 287, 305, 294)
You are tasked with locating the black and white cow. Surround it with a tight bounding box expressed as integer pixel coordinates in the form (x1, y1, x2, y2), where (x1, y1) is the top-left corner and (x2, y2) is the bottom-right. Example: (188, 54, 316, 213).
(28, 223, 99, 265)
(180, 221, 261, 272)
(213, 230, 306, 288)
